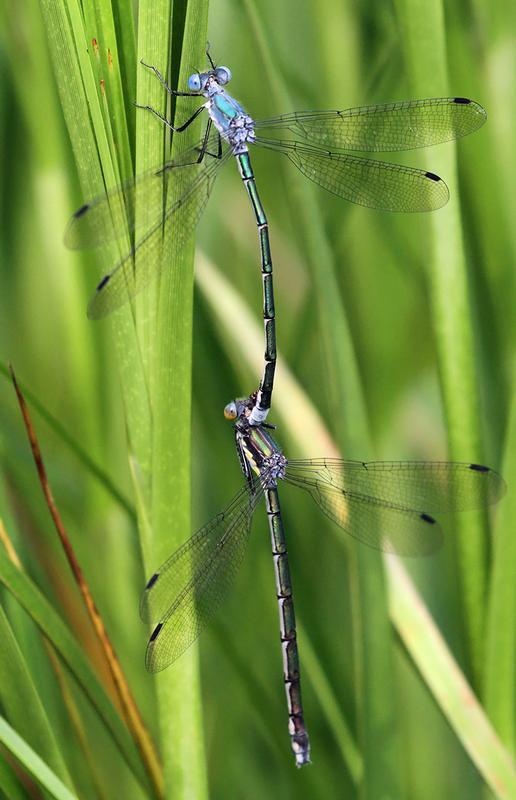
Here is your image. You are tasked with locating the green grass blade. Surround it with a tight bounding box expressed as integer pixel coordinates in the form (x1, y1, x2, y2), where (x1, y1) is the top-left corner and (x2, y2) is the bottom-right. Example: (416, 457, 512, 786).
(484, 386, 516, 750)
(39, 0, 210, 794)
(388, 558, 516, 799)
(0, 604, 73, 790)
(134, 3, 210, 797)
(0, 363, 135, 521)
(40, 0, 154, 475)
(0, 546, 151, 794)
(394, 0, 491, 685)
(0, 753, 29, 800)
(0, 715, 79, 800)
(296, 622, 362, 782)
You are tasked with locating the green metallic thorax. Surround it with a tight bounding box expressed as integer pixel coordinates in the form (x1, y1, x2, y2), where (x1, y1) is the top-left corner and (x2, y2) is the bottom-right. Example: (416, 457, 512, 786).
(241, 423, 279, 477)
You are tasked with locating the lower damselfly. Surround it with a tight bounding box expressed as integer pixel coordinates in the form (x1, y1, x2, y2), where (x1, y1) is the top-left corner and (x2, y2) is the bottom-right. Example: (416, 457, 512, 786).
(141, 394, 505, 767)
(65, 51, 486, 424)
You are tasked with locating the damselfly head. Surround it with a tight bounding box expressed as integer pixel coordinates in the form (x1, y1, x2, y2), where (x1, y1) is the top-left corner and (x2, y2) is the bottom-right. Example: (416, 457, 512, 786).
(214, 66, 231, 85)
(187, 72, 209, 92)
(224, 397, 250, 422)
(188, 65, 231, 93)
(224, 400, 238, 420)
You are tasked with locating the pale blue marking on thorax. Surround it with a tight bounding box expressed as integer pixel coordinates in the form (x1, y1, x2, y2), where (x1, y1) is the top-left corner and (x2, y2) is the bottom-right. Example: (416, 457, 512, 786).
(204, 82, 255, 154)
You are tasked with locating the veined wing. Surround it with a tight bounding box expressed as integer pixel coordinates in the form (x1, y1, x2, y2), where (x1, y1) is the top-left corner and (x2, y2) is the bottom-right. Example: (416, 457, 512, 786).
(255, 137, 448, 212)
(284, 460, 505, 556)
(255, 98, 486, 152)
(66, 135, 230, 318)
(64, 134, 223, 249)
(141, 480, 263, 673)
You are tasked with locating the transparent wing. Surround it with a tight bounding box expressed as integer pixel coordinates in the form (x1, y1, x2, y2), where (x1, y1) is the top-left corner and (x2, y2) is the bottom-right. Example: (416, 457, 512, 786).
(255, 98, 486, 152)
(64, 134, 223, 249)
(255, 137, 449, 212)
(285, 460, 505, 556)
(65, 135, 230, 318)
(141, 480, 263, 673)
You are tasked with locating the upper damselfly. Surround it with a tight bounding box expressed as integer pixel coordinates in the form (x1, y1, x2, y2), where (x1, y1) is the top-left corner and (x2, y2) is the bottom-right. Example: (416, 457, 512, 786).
(141, 394, 505, 767)
(65, 53, 486, 423)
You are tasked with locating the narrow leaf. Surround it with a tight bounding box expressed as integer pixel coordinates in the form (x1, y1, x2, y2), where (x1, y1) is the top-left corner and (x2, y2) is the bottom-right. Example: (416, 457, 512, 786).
(0, 715, 79, 800)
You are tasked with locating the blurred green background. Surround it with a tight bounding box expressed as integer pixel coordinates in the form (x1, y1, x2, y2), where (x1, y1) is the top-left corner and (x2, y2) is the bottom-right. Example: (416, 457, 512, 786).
(0, 0, 514, 798)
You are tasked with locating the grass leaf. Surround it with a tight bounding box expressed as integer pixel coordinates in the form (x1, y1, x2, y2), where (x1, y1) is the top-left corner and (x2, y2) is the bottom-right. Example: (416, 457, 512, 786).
(0, 546, 151, 795)
(0, 714, 79, 800)
(394, 0, 493, 685)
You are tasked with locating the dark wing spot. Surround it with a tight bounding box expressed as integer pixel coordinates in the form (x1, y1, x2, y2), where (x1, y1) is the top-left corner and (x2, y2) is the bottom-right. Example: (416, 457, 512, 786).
(146, 573, 159, 590)
(425, 172, 441, 182)
(453, 97, 471, 105)
(74, 203, 90, 218)
(420, 513, 436, 524)
(96, 274, 111, 291)
(469, 463, 489, 472)
(150, 622, 163, 642)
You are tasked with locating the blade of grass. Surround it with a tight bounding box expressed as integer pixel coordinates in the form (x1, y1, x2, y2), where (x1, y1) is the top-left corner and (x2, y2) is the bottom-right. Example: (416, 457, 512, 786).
(195, 251, 515, 795)
(0, 0, 110, 479)
(0, 603, 73, 791)
(40, 0, 154, 497)
(0, 363, 135, 521)
(43, 646, 110, 800)
(39, 0, 209, 794)
(0, 519, 111, 800)
(296, 622, 363, 782)
(484, 384, 516, 750)
(0, 519, 114, 800)
(112, 0, 137, 134)
(0, 546, 151, 794)
(0, 754, 30, 800)
(388, 556, 516, 799)
(0, 715, 78, 800)
(83, 0, 134, 182)
(394, 0, 491, 686)
(135, 3, 210, 798)
(9, 364, 162, 797)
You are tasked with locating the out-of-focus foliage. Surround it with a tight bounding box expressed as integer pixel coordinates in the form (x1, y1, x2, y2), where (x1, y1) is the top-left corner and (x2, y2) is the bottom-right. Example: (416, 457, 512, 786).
(0, 0, 513, 798)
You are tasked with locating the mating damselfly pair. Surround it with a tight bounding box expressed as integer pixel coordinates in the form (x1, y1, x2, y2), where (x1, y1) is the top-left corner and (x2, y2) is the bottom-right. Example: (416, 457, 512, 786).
(66, 55, 503, 767)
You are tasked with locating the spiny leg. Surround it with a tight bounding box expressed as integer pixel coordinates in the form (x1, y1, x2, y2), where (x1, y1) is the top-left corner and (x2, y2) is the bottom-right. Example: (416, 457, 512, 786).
(137, 107, 220, 166)
(139, 59, 200, 97)
(134, 61, 218, 166)
(199, 128, 223, 160)
(134, 100, 206, 134)
(194, 120, 223, 164)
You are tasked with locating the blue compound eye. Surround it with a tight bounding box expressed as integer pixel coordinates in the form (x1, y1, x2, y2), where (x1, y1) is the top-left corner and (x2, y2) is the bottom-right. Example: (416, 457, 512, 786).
(215, 66, 231, 85)
(187, 73, 202, 91)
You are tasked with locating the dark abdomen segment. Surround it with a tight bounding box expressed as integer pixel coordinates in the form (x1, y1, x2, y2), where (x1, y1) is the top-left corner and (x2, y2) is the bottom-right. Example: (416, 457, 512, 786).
(265, 486, 310, 766)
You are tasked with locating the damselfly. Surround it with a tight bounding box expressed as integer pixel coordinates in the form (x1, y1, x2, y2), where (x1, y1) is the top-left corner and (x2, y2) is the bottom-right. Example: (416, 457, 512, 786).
(65, 52, 486, 424)
(141, 394, 505, 767)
